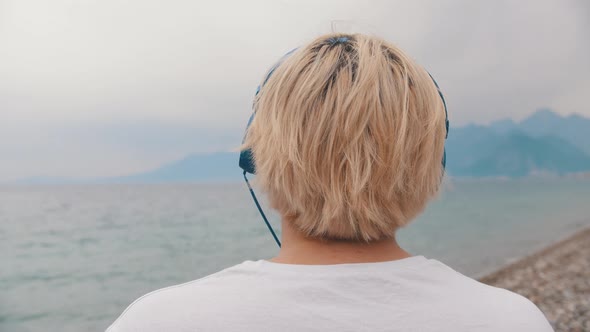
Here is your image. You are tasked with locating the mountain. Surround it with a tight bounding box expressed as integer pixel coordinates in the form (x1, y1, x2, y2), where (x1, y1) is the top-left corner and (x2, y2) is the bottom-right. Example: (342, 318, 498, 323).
(490, 108, 590, 154)
(11, 110, 590, 183)
(445, 125, 500, 171)
(488, 118, 518, 134)
(8, 152, 244, 184)
(107, 152, 242, 183)
(453, 132, 590, 177)
(447, 109, 590, 177)
(11, 176, 86, 185)
(126, 112, 590, 180)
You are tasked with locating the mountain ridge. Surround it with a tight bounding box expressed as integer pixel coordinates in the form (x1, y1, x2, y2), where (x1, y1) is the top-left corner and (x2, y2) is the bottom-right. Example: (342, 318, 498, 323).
(9, 109, 590, 183)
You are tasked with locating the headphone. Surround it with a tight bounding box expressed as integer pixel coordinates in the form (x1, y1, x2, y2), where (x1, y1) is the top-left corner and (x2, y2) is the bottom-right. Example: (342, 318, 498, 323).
(239, 38, 449, 248)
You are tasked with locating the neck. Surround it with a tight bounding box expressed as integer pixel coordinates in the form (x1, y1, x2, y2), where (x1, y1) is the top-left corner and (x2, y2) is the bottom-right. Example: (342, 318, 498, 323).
(269, 219, 412, 265)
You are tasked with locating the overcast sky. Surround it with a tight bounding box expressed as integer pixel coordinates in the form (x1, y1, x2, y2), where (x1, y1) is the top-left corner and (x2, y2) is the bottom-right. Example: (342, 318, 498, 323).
(1, 0, 589, 181)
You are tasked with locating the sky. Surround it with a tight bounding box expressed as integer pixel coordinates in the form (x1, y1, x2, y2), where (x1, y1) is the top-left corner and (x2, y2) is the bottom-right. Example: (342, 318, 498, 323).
(1, 0, 589, 181)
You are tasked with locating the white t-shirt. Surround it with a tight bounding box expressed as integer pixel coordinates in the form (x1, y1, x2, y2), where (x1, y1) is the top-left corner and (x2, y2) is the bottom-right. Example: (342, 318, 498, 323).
(106, 255, 553, 331)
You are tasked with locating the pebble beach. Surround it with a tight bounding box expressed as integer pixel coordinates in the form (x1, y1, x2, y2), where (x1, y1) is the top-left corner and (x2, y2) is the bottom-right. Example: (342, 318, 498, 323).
(479, 227, 590, 332)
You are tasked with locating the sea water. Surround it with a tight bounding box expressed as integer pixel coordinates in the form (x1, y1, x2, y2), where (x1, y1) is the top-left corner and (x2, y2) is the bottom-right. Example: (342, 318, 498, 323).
(1, 178, 589, 332)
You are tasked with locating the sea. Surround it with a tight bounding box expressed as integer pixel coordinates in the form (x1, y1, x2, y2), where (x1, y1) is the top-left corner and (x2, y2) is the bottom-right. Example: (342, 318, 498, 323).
(1, 178, 589, 332)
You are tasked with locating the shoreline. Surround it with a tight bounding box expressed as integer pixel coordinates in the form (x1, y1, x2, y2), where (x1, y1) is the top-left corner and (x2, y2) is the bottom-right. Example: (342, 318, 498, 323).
(473, 224, 590, 280)
(478, 226, 590, 331)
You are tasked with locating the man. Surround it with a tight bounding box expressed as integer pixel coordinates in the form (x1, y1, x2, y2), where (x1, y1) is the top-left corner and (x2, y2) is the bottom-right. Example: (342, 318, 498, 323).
(107, 33, 553, 331)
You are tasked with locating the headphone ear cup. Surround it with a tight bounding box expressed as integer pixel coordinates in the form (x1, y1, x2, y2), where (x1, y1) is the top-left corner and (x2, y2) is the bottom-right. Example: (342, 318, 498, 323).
(239, 113, 257, 174)
(239, 148, 256, 174)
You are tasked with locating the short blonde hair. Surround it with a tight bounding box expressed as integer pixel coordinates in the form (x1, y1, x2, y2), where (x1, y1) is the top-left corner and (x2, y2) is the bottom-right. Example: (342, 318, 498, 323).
(241, 33, 446, 242)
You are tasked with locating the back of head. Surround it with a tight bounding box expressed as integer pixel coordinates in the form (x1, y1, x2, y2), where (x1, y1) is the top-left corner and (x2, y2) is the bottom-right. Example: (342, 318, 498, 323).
(241, 33, 447, 242)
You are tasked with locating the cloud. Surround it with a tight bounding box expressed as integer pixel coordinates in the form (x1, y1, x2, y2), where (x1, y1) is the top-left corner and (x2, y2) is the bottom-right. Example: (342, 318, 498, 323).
(0, 0, 588, 180)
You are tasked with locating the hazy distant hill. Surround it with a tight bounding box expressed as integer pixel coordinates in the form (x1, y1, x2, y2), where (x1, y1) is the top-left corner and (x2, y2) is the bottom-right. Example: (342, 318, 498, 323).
(444, 125, 500, 172)
(490, 109, 590, 154)
(11, 176, 85, 185)
(450, 132, 590, 177)
(447, 109, 590, 177)
(12, 109, 590, 183)
(107, 152, 242, 183)
(10, 153, 243, 184)
(122, 110, 590, 180)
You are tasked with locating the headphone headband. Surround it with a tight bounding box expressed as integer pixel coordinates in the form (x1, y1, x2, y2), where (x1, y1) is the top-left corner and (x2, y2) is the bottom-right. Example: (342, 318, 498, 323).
(239, 49, 449, 174)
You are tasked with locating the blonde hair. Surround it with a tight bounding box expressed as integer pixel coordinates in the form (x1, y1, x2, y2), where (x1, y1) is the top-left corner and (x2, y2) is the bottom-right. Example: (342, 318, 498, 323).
(240, 33, 446, 242)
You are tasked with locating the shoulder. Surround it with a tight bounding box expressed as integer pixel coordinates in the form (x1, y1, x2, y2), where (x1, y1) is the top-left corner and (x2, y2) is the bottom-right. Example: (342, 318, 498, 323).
(106, 261, 257, 332)
(427, 260, 554, 331)
(478, 284, 554, 331)
(482, 284, 554, 330)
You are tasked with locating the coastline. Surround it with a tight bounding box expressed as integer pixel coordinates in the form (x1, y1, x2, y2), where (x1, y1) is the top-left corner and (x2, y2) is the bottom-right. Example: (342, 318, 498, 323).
(478, 226, 590, 332)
